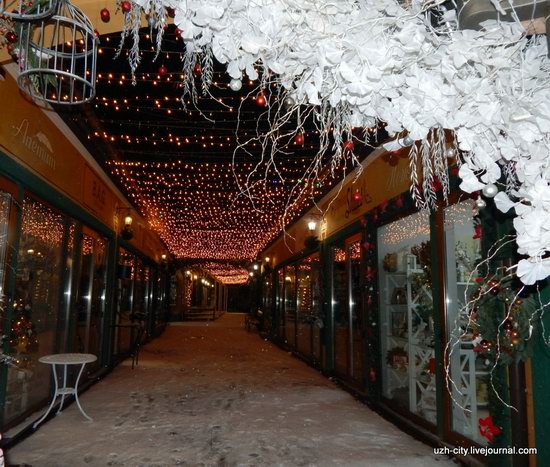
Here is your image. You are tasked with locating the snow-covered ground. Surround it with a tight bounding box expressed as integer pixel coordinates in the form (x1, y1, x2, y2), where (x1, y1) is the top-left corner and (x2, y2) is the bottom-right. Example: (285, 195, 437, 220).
(7, 314, 456, 466)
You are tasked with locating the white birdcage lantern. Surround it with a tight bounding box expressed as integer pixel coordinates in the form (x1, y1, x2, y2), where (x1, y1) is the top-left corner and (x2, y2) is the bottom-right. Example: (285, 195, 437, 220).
(16, 0, 97, 105)
(1, 0, 58, 21)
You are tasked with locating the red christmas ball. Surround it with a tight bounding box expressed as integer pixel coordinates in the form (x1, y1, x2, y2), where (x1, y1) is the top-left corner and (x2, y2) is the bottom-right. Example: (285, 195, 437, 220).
(343, 140, 354, 152)
(100, 8, 110, 22)
(175, 27, 183, 37)
(503, 319, 514, 331)
(158, 65, 168, 76)
(388, 153, 399, 166)
(353, 191, 362, 202)
(121, 1, 132, 14)
(255, 93, 266, 106)
(94, 29, 100, 39)
(6, 31, 17, 43)
(194, 63, 202, 76)
(294, 133, 304, 145)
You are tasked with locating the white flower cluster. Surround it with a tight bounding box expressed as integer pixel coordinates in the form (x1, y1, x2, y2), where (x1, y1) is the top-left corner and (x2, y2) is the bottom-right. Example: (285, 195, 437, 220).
(133, 0, 550, 284)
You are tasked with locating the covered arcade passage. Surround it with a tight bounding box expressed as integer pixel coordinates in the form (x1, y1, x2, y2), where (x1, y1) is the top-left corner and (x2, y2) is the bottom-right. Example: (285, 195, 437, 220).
(8, 315, 451, 466)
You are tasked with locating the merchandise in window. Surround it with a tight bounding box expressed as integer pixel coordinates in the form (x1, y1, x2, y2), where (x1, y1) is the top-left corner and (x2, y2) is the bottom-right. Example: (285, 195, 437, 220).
(378, 210, 436, 424)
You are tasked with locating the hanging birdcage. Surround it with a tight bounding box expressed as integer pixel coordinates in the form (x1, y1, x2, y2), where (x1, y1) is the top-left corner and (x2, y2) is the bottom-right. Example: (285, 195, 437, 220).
(1, 0, 58, 21)
(16, 0, 97, 105)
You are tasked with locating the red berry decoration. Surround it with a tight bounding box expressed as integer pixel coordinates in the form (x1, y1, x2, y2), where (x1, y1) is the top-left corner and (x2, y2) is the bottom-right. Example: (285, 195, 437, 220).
(121, 1, 132, 13)
(175, 28, 183, 37)
(6, 32, 17, 43)
(158, 65, 168, 76)
(193, 63, 202, 76)
(255, 93, 266, 106)
(100, 8, 110, 22)
(294, 133, 304, 145)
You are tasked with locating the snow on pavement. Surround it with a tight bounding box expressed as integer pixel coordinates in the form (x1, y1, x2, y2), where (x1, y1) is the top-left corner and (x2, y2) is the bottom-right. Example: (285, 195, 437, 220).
(7, 314, 457, 466)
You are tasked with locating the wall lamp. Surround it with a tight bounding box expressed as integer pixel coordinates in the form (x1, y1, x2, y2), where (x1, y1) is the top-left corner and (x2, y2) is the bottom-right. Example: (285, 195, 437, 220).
(117, 207, 134, 240)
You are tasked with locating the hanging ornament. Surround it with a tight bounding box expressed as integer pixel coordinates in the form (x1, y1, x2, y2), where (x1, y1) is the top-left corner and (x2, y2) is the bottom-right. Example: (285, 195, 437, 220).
(17, 0, 97, 105)
(229, 78, 242, 91)
(482, 183, 498, 198)
(120, 1, 132, 14)
(294, 133, 304, 145)
(475, 198, 487, 209)
(283, 96, 295, 109)
(343, 140, 354, 152)
(175, 27, 183, 37)
(445, 147, 456, 158)
(147, 16, 156, 28)
(166, 6, 175, 18)
(388, 153, 399, 166)
(6, 31, 17, 43)
(100, 7, 110, 22)
(255, 92, 266, 106)
(503, 319, 514, 331)
(158, 65, 168, 76)
(193, 63, 202, 76)
(353, 190, 362, 203)
(94, 29, 100, 38)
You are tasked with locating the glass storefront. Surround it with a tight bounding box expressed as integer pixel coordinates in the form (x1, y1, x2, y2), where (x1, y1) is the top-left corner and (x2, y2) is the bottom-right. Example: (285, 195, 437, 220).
(331, 235, 363, 385)
(295, 254, 322, 363)
(378, 210, 436, 424)
(443, 200, 488, 445)
(5, 196, 66, 425)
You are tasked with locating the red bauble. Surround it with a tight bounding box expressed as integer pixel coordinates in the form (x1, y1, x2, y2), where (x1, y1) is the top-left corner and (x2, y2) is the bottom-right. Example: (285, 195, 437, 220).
(175, 27, 183, 37)
(121, 1, 132, 13)
(503, 319, 514, 331)
(353, 191, 362, 202)
(158, 65, 168, 76)
(100, 8, 110, 22)
(255, 93, 266, 106)
(6, 31, 17, 43)
(294, 133, 304, 145)
(388, 153, 399, 166)
(369, 368, 377, 382)
(343, 140, 354, 152)
(193, 63, 202, 75)
(94, 29, 100, 39)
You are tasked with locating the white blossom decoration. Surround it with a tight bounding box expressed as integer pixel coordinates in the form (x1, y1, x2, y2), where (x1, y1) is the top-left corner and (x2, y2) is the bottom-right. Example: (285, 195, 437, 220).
(123, 0, 550, 284)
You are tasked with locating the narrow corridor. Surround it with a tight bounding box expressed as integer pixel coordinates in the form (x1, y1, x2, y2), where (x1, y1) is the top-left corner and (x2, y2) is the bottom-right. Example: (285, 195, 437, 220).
(8, 315, 455, 467)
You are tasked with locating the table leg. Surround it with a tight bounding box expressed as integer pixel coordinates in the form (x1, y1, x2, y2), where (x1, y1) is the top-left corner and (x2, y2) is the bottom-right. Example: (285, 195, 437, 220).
(33, 364, 60, 429)
(57, 364, 68, 414)
(73, 363, 93, 422)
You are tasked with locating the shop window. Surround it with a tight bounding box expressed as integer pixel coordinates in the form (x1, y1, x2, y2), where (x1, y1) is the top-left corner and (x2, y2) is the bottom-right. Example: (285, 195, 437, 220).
(444, 200, 488, 444)
(74, 229, 108, 368)
(378, 210, 436, 424)
(276, 269, 284, 339)
(5, 196, 65, 425)
(284, 266, 297, 348)
(0, 191, 12, 320)
(331, 236, 363, 384)
(296, 254, 321, 361)
(262, 274, 273, 335)
(115, 248, 135, 355)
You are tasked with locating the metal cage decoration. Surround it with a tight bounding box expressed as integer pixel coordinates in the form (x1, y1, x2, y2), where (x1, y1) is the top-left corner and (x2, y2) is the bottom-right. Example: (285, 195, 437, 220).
(1, 0, 58, 21)
(16, 0, 97, 105)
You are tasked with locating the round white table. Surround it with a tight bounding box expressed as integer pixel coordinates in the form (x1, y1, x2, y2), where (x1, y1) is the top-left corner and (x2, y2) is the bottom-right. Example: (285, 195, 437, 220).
(33, 353, 97, 429)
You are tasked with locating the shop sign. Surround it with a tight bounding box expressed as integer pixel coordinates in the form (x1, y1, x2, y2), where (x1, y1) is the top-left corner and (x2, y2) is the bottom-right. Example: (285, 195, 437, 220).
(83, 165, 108, 215)
(10, 119, 56, 171)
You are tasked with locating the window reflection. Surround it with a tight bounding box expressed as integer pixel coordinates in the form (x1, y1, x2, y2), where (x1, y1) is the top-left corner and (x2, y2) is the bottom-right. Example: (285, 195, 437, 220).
(5, 197, 65, 425)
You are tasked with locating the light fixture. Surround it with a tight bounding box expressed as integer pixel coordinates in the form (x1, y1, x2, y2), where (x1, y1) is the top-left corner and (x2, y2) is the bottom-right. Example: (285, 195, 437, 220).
(186, 270, 191, 276)
(265, 256, 270, 262)
(253, 264, 259, 270)
(307, 220, 317, 232)
(161, 254, 167, 260)
(249, 271, 254, 277)
(117, 207, 134, 240)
